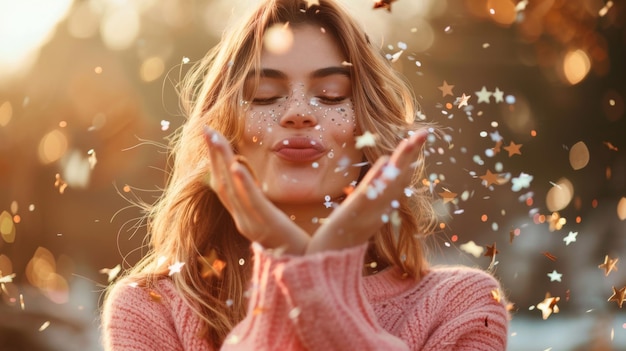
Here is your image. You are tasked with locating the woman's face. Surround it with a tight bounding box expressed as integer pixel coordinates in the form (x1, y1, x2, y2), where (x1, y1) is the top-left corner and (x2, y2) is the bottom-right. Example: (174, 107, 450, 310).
(237, 24, 363, 210)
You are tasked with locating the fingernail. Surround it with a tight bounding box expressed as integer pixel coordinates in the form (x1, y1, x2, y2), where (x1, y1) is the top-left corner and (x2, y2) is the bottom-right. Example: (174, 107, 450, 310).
(203, 125, 220, 145)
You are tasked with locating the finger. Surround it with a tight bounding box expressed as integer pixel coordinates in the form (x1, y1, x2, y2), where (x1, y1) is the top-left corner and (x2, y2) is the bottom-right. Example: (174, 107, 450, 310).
(388, 128, 428, 170)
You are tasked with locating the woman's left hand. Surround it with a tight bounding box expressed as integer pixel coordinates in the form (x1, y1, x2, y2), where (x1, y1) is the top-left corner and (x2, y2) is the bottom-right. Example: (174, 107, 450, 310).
(306, 129, 428, 254)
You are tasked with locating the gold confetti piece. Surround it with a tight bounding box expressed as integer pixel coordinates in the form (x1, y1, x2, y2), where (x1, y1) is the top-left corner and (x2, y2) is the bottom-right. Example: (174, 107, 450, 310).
(569, 141, 589, 170)
(491, 289, 501, 303)
(355, 131, 377, 149)
(457, 93, 470, 109)
(199, 249, 227, 278)
(542, 251, 557, 261)
(87, 149, 97, 169)
(604, 141, 618, 151)
(617, 197, 626, 221)
(0, 211, 16, 243)
(373, 0, 397, 11)
(10, 201, 18, 214)
(484, 242, 499, 260)
(149, 290, 162, 302)
(438, 80, 454, 97)
(599, 255, 619, 276)
(608, 286, 626, 308)
(20, 294, 24, 310)
(39, 321, 50, 331)
(536, 292, 560, 320)
(54, 173, 68, 194)
(503, 141, 522, 157)
(438, 188, 457, 203)
(479, 170, 499, 187)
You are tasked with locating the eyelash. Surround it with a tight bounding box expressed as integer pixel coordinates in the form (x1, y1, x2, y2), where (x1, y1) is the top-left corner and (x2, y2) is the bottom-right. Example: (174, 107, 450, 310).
(252, 96, 347, 105)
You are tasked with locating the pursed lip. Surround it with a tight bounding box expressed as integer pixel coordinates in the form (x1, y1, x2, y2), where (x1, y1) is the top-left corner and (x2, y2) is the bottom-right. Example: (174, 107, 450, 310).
(272, 137, 326, 162)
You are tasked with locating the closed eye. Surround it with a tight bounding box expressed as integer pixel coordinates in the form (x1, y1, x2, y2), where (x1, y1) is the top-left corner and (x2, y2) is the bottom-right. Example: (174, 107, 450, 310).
(317, 96, 348, 105)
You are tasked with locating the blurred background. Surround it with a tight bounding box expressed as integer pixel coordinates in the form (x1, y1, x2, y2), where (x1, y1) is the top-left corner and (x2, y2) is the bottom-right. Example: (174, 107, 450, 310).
(0, 0, 624, 349)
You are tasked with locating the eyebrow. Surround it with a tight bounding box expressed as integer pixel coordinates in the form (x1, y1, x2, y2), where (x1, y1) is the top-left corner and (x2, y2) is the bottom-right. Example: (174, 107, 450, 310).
(247, 66, 351, 80)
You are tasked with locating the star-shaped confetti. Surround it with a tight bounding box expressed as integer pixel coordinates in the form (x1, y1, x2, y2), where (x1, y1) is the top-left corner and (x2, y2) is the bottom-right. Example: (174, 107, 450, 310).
(608, 286, 626, 308)
(537, 292, 560, 320)
(475, 86, 492, 103)
(598, 255, 619, 276)
(503, 141, 522, 157)
(479, 169, 499, 187)
(456, 93, 470, 109)
(355, 131, 377, 149)
(484, 242, 499, 260)
(492, 87, 504, 103)
(373, 0, 397, 11)
(547, 270, 562, 282)
(563, 231, 577, 245)
(438, 80, 454, 97)
(199, 249, 227, 278)
(168, 261, 185, 276)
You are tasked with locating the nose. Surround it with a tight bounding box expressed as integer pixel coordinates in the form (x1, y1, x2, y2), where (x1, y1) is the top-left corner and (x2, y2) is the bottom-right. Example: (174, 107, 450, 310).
(279, 98, 318, 129)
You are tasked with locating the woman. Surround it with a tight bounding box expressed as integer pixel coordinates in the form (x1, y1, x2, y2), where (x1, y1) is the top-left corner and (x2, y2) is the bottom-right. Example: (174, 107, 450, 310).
(101, 0, 509, 350)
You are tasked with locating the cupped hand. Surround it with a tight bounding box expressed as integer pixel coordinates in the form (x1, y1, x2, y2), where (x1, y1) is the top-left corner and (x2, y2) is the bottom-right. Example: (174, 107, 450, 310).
(203, 126, 309, 255)
(306, 129, 428, 254)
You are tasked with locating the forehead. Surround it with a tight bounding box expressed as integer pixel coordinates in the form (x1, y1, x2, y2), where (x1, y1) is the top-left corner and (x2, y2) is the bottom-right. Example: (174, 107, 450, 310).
(260, 24, 346, 74)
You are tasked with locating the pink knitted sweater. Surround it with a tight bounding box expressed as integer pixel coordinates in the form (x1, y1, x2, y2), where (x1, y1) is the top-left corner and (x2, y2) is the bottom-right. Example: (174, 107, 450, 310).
(102, 243, 508, 350)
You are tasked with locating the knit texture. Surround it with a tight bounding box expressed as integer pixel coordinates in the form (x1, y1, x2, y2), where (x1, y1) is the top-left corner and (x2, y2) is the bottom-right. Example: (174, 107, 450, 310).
(102, 243, 508, 350)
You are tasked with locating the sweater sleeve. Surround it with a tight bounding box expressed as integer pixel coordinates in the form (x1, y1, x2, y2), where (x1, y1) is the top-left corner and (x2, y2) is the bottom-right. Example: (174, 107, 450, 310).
(273, 243, 409, 351)
(101, 279, 185, 351)
(418, 268, 509, 351)
(221, 243, 304, 350)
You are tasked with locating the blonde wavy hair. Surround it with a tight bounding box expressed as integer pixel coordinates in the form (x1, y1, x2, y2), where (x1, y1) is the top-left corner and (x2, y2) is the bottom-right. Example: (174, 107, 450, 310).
(108, 0, 437, 348)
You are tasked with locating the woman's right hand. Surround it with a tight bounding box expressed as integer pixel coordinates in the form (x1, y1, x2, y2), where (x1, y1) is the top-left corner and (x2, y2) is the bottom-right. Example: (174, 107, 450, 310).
(203, 126, 310, 255)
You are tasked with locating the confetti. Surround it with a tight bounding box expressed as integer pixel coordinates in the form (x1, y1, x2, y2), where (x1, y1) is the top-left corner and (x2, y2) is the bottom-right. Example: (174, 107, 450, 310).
(604, 141, 618, 151)
(598, 255, 619, 276)
(54, 173, 68, 194)
(39, 321, 51, 332)
(484, 242, 499, 260)
(542, 251, 557, 261)
(475, 86, 492, 104)
(373, 0, 397, 12)
(355, 131, 377, 149)
(608, 286, 626, 308)
(547, 270, 562, 282)
(456, 93, 470, 109)
(502, 141, 522, 157)
(492, 88, 504, 103)
(511, 172, 533, 192)
(536, 293, 560, 320)
(438, 81, 454, 97)
(479, 170, 499, 187)
(168, 261, 185, 276)
(563, 231, 577, 245)
(160, 120, 170, 131)
(438, 189, 457, 203)
(460, 241, 484, 258)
